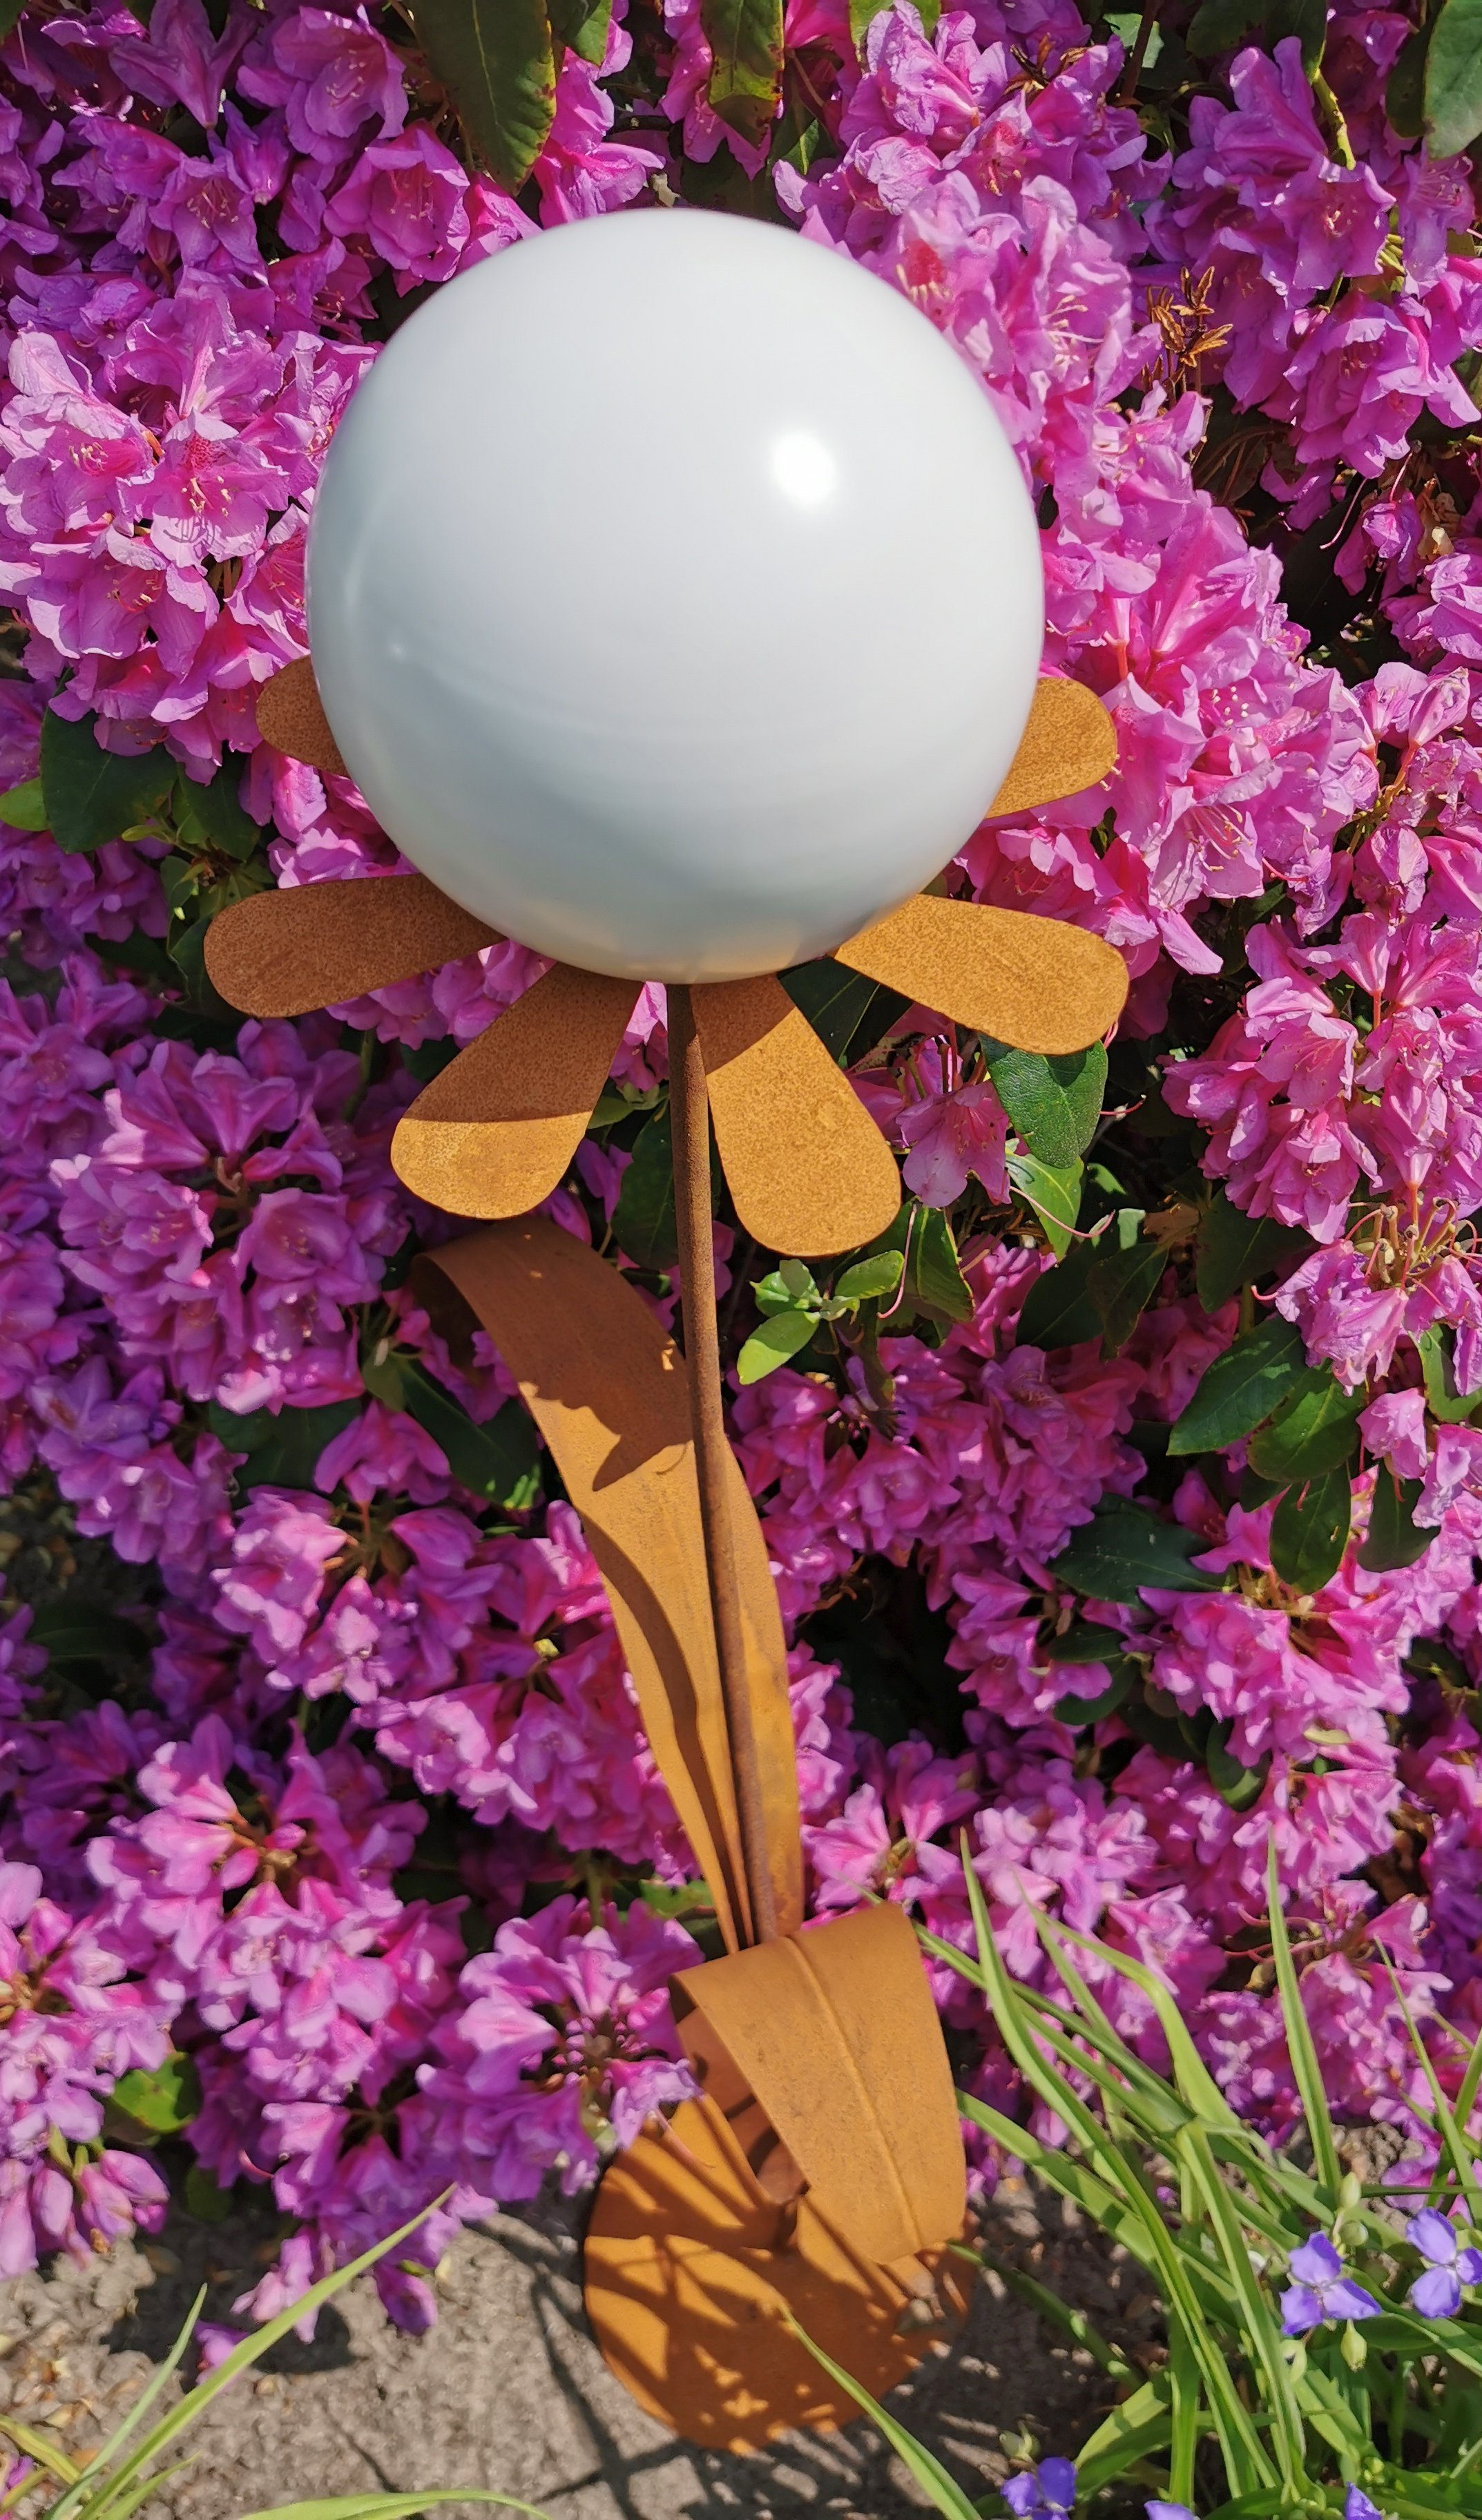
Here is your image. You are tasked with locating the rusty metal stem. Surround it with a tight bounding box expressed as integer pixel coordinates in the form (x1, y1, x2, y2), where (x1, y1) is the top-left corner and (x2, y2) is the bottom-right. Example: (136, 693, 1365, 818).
(667, 984, 780, 1946)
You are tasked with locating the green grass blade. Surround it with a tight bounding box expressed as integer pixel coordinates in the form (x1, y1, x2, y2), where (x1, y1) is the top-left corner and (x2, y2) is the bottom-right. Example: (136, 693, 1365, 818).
(959, 1845, 1274, 2493)
(0, 2420, 82, 2487)
(1265, 1839, 1341, 2206)
(1182, 2128, 1305, 2494)
(1454, 2022, 1482, 2135)
(1168, 2303, 1200, 2506)
(955, 2092, 1159, 2269)
(1075, 2374, 1173, 2496)
(780, 2317, 981, 2520)
(81, 2457, 198, 2520)
(1382, 1959, 1482, 2218)
(1048, 1918, 1239, 2132)
(78, 2195, 455, 2520)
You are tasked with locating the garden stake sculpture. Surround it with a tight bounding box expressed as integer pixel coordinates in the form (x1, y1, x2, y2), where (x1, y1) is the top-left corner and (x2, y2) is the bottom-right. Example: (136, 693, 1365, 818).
(204, 208, 1128, 2451)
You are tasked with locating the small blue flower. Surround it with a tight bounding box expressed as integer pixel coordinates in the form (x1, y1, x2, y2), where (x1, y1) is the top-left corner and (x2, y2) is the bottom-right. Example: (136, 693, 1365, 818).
(1405, 2206, 1482, 2317)
(1003, 2460, 1076, 2519)
(1144, 2504, 1197, 2520)
(1344, 2490, 1392, 2520)
(1279, 2232, 1383, 2336)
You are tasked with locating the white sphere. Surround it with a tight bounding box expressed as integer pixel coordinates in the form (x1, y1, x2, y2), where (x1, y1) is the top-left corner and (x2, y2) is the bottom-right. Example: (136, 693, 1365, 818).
(308, 209, 1043, 984)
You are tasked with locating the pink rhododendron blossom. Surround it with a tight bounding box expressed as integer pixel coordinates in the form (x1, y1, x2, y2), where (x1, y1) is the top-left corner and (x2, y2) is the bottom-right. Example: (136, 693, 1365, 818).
(3, 0, 1482, 2323)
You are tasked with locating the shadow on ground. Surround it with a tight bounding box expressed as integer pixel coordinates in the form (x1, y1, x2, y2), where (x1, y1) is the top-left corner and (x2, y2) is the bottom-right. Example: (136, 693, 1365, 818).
(0, 2173, 1158, 2519)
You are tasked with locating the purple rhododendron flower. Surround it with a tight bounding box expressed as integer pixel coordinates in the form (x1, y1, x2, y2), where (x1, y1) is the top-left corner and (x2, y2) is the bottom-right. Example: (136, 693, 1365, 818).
(1280, 2233, 1383, 2334)
(3, 0, 1482, 2349)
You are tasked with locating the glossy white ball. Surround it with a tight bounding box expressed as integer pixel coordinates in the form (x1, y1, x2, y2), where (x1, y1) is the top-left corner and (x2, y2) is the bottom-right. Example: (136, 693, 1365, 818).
(308, 210, 1044, 984)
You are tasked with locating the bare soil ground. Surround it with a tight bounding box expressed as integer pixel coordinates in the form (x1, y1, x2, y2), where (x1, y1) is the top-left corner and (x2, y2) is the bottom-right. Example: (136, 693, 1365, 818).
(0, 2175, 1159, 2520)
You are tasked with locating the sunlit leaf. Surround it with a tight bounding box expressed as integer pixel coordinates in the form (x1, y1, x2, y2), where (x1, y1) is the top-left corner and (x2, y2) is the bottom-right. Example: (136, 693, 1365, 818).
(834, 1249, 903, 1304)
(700, 0, 785, 148)
(0, 774, 47, 829)
(737, 1308, 817, 1383)
(407, 0, 555, 189)
(110, 2052, 202, 2135)
(1007, 1149, 1083, 1258)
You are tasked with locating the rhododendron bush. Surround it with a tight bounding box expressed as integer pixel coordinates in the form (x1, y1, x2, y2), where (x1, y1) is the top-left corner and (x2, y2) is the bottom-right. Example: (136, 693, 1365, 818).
(7, 0, 1482, 2345)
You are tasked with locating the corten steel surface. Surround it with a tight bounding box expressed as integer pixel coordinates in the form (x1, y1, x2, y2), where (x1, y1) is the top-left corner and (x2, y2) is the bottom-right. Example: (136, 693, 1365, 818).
(205, 647, 1128, 2448)
(584, 2092, 972, 2454)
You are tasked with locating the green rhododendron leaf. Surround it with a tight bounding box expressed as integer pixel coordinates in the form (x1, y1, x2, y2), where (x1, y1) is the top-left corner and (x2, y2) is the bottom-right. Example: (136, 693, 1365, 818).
(0, 774, 48, 829)
(1387, 21, 1430, 135)
(407, 0, 555, 189)
(1266, 0, 1325, 75)
(737, 1308, 818, 1383)
(1053, 1661, 1134, 1726)
(1044, 1619, 1129, 1663)
(1168, 1315, 1313, 1455)
(1270, 1465, 1351, 1592)
(1206, 1726, 1271, 1812)
(209, 1397, 360, 1491)
(1015, 1238, 1102, 1348)
(780, 960, 904, 1062)
(1049, 1506, 1222, 1603)
(985, 1040, 1106, 1168)
(1247, 1366, 1365, 1481)
(1186, 0, 1267, 55)
(25, 1601, 146, 1666)
(1086, 1221, 1166, 1355)
(613, 1102, 720, 1274)
(400, 1363, 541, 1507)
(548, 0, 612, 63)
(834, 1249, 903, 1304)
(849, 0, 936, 53)
(1426, 0, 1482, 157)
(173, 762, 261, 861)
(1417, 1323, 1482, 1424)
(1007, 1151, 1083, 1259)
(700, 0, 784, 147)
(111, 2053, 202, 2135)
(1358, 1464, 1436, 1573)
(1193, 1189, 1312, 1313)
(40, 708, 172, 853)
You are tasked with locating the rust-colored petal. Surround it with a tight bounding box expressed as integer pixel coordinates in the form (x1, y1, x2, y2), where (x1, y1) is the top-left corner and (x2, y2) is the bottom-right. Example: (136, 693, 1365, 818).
(673, 1903, 968, 2266)
(391, 964, 637, 1219)
(411, 1215, 805, 1953)
(834, 891, 1128, 1056)
(988, 674, 1117, 818)
(692, 974, 901, 1259)
(204, 873, 499, 1019)
(256, 657, 346, 778)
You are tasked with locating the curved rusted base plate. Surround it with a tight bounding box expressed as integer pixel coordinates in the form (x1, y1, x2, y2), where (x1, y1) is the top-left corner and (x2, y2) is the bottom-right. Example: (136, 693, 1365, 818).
(584, 2097, 970, 2453)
